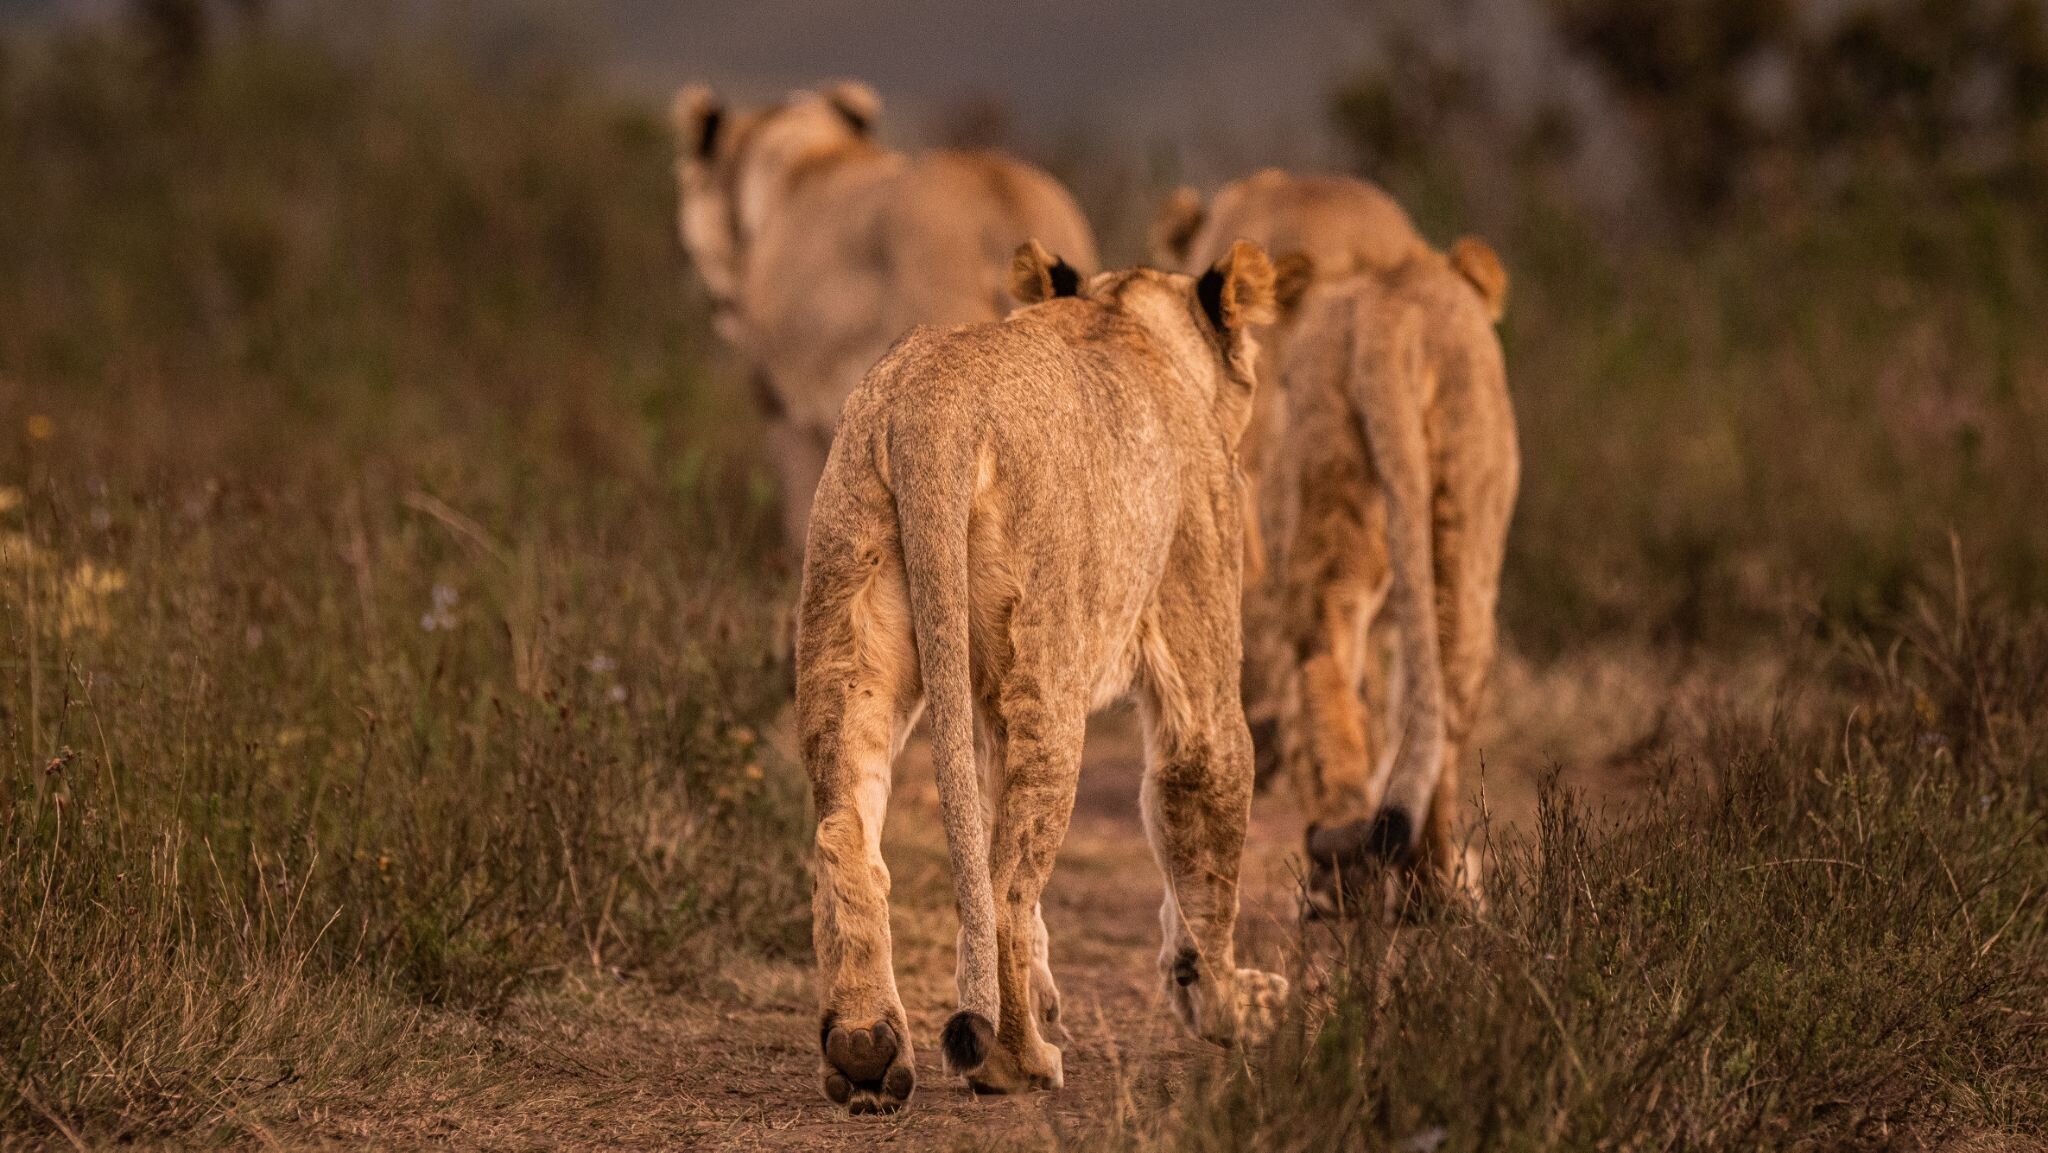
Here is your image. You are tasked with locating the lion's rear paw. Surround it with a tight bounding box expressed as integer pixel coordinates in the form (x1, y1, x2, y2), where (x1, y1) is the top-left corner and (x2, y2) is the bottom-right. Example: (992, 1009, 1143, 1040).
(820, 1016, 915, 1114)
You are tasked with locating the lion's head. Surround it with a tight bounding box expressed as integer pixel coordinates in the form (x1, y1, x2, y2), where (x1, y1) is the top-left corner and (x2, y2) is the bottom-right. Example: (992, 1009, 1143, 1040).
(670, 80, 883, 329)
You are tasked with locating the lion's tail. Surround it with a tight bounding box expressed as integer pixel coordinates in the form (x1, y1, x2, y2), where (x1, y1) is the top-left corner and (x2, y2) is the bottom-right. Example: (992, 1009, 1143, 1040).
(890, 425, 999, 1075)
(1347, 297, 1447, 858)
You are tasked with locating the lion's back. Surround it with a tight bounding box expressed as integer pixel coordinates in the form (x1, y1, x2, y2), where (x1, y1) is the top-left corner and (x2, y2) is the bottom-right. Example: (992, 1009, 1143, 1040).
(745, 151, 1099, 428)
(1191, 170, 1430, 281)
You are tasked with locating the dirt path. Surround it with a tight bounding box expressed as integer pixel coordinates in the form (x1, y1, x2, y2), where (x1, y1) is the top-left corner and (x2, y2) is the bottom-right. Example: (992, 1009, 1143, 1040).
(303, 712, 1311, 1151)
(666, 709, 1309, 1151)
(300, 649, 1686, 1150)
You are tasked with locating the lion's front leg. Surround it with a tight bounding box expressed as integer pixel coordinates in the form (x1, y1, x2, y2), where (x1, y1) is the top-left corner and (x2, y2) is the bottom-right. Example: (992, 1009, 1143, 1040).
(1137, 690, 1288, 1049)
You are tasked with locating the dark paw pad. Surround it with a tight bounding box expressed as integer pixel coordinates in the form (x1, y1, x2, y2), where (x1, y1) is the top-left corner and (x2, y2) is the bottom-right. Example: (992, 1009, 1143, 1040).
(825, 1019, 899, 1084)
(822, 1016, 913, 1112)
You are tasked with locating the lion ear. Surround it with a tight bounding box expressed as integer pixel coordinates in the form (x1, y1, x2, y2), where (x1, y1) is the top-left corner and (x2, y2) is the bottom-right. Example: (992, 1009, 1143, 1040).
(1449, 235, 1508, 323)
(822, 79, 881, 135)
(1009, 240, 1082, 306)
(1148, 186, 1206, 268)
(1273, 251, 1315, 318)
(1196, 239, 1277, 335)
(672, 84, 724, 159)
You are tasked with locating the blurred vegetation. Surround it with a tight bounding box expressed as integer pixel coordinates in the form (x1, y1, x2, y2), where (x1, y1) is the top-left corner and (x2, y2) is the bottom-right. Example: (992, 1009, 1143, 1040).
(1331, 0, 2048, 655)
(0, 7, 802, 1139)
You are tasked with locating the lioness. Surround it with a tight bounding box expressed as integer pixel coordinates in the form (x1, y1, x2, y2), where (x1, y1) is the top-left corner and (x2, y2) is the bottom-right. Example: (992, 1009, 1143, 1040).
(1148, 169, 1433, 586)
(795, 240, 1289, 1112)
(671, 81, 1099, 552)
(1154, 173, 1517, 911)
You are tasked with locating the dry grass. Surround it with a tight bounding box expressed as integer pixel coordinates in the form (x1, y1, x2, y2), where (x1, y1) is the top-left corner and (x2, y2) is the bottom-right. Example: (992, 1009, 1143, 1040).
(0, 14, 804, 1141)
(1126, 580, 2048, 1150)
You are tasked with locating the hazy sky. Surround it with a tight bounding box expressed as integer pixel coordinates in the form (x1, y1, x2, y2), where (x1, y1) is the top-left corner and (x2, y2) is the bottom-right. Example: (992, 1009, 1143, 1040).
(3, 0, 1377, 162)
(596, 0, 1370, 145)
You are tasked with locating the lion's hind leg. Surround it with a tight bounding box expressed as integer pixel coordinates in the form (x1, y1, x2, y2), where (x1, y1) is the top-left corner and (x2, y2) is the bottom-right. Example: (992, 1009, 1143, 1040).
(1296, 567, 1391, 920)
(1413, 448, 1512, 906)
(797, 530, 922, 1113)
(962, 682, 1084, 1095)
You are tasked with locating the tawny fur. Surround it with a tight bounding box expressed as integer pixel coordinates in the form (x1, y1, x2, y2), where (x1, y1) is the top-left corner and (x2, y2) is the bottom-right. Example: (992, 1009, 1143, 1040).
(1149, 170, 1430, 592)
(672, 82, 1099, 553)
(1153, 172, 1518, 911)
(794, 242, 1288, 1113)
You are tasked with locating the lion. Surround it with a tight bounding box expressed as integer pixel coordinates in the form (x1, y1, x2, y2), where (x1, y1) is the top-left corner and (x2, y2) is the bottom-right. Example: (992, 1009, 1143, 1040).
(1153, 173, 1517, 913)
(794, 239, 1289, 1113)
(1148, 169, 1432, 547)
(671, 81, 1099, 553)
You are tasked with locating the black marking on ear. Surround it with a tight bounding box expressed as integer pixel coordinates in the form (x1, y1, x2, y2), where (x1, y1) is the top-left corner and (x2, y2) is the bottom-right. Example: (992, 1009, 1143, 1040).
(696, 105, 724, 158)
(1048, 258, 1080, 298)
(1197, 265, 1227, 332)
(828, 94, 872, 135)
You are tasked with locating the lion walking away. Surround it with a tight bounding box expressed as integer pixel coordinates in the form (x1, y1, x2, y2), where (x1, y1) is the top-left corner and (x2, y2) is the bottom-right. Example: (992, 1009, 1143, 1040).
(793, 240, 1289, 1113)
(671, 81, 1098, 555)
(1154, 172, 1519, 914)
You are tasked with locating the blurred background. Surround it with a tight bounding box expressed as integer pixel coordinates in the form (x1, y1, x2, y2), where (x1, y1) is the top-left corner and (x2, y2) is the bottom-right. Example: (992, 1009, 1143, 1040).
(5, 0, 2043, 645)
(2, 2, 2045, 1140)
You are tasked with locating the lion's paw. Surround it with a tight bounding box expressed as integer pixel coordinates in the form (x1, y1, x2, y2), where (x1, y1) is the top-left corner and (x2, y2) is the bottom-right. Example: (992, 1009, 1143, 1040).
(820, 1016, 915, 1114)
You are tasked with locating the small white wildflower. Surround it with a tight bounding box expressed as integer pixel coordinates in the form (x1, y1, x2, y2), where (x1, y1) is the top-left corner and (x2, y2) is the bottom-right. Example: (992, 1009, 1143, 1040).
(421, 584, 459, 631)
(587, 653, 618, 675)
(89, 507, 112, 531)
(607, 684, 628, 704)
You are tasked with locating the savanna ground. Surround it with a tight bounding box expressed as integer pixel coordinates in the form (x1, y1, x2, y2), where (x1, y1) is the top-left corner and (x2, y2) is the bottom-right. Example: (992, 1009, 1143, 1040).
(4, 9, 2047, 1151)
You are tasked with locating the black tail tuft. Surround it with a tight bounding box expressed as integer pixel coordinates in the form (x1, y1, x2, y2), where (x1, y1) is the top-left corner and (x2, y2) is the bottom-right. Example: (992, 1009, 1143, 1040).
(1366, 807, 1415, 861)
(940, 1011, 996, 1074)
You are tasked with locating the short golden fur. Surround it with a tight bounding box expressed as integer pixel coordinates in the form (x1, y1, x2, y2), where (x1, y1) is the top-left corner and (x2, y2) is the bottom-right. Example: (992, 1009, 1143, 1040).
(795, 242, 1287, 1113)
(1155, 172, 1518, 911)
(672, 81, 1099, 551)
